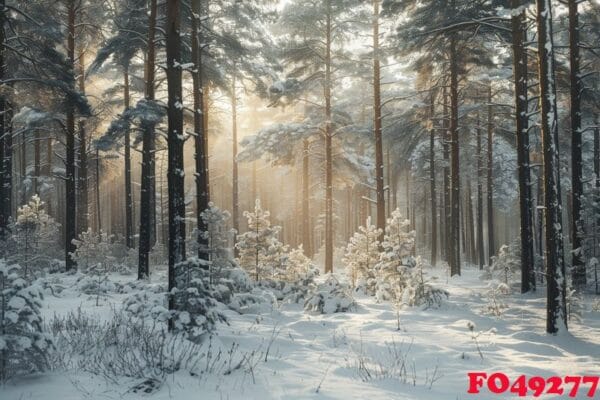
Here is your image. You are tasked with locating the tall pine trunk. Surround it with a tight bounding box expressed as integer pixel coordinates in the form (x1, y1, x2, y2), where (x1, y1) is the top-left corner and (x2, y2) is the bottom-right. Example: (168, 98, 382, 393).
(77, 51, 88, 234)
(486, 85, 495, 265)
(449, 37, 461, 276)
(65, 0, 77, 270)
(568, 0, 585, 286)
(166, 0, 186, 330)
(138, 0, 157, 279)
(535, 0, 567, 334)
(476, 111, 484, 269)
(512, 0, 535, 293)
(124, 68, 134, 248)
(191, 0, 209, 261)
(231, 72, 239, 254)
(324, 0, 334, 273)
(302, 139, 312, 257)
(373, 0, 385, 239)
(429, 91, 437, 266)
(442, 86, 451, 262)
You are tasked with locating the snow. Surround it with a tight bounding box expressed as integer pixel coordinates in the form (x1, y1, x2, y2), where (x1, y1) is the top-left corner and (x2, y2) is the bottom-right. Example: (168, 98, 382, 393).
(2, 266, 599, 400)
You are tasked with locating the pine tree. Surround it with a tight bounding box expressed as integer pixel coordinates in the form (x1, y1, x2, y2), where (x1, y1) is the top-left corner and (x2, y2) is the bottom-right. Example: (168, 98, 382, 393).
(375, 209, 415, 301)
(535, 0, 567, 334)
(0, 262, 53, 382)
(343, 216, 382, 294)
(235, 200, 284, 281)
(10, 195, 60, 277)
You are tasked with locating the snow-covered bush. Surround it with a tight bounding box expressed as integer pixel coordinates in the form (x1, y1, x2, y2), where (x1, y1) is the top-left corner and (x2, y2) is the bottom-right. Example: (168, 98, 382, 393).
(304, 275, 355, 314)
(566, 286, 583, 323)
(402, 257, 448, 309)
(7, 195, 61, 278)
(71, 229, 116, 273)
(375, 209, 415, 302)
(280, 244, 319, 283)
(172, 258, 227, 340)
(489, 240, 520, 284)
(49, 309, 204, 386)
(343, 217, 382, 294)
(236, 200, 287, 281)
(481, 282, 510, 316)
(0, 262, 53, 382)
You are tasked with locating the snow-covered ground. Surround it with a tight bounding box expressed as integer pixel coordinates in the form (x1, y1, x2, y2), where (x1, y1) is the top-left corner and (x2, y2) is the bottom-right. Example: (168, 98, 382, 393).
(2, 266, 599, 400)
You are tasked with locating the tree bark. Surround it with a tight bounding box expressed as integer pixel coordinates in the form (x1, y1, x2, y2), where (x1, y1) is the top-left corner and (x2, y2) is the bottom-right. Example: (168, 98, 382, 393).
(429, 91, 437, 266)
(65, 0, 77, 270)
(535, 0, 567, 334)
(302, 139, 312, 257)
(166, 0, 186, 331)
(476, 111, 484, 269)
(511, 0, 535, 293)
(191, 0, 209, 261)
(77, 51, 88, 234)
(449, 36, 461, 276)
(373, 0, 385, 239)
(442, 85, 451, 263)
(138, 0, 157, 279)
(568, 0, 585, 287)
(324, 0, 334, 273)
(231, 72, 239, 255)
(124, 68, 134, 248)
(486, 85, 495, 265)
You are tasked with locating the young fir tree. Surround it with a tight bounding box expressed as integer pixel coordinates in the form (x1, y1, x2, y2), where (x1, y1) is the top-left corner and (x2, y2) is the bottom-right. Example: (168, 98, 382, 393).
(343, 216, 382, 294)
(375, 208, 415, 301)
(10, 195, 60, 278)
(235, 199, 285, 281)
(0, 262, 53, 382)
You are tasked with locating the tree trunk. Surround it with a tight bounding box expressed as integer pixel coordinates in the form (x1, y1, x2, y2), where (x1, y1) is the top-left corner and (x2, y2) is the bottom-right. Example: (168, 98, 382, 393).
(449, 37, 461, 276)
(34, 130, 40, 195)
(77, 51, 88, 234)
(429, 92, 437, 266)
(568, 0, 585, 287)
(324, 0, 334, 273)
(231, 72, 239, 254)
(166, 0, 186, 331)
(486, 85, 495, 265)
(442, 85, 451, 263)
(96, 148, 101, 233)
(302, 139, 312, 257)
(511, 0, 535, 292)
(373, 0, 385, 239)
(65, 0, 77, 270)
(191, 0, 209, 261)
(535, 0, 567, 334)
(467, 183, 476, 264)
(124, 68, 134, 248)
(476, 111, 484, 269)
(138, 0, 157, 279)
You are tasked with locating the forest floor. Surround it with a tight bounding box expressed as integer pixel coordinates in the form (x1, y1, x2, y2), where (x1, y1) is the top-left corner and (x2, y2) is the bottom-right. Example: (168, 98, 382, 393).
(2, 265, 600, 400)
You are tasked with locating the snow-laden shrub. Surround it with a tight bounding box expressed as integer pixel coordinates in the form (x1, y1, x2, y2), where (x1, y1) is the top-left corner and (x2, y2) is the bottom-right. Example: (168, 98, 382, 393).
(304, 275, 355, 314)
(71, 229, 116, 273)
(375, 209, 416, 302)
(49, 309, 204, 386)
(123, 291, 170, 323)
(343, 217, 382, 294)
(172, 258, 227, 340)
(566, 286, 583, 323)
(0, 262, 53, 382)
(481, 282, 510, 316)
(489, 240, 520, 284)
(236, 200, 288, 281)
(5, 195, 61, 278)
(401, 257, 448, 309)
(282, 245, 319, 283)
